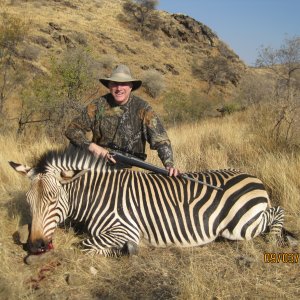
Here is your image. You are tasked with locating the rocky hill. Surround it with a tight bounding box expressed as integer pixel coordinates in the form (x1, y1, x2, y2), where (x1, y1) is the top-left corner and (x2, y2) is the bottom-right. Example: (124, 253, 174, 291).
(1, 0, 247, 118)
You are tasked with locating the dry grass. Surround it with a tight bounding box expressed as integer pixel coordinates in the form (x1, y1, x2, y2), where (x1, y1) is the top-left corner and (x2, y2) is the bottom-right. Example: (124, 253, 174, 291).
(1, 1, 298, 298)
(1, 111, 300, 299)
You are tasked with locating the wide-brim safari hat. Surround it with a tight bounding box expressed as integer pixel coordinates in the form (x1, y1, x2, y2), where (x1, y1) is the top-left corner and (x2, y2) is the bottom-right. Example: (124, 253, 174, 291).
(100, 64, 142, 91)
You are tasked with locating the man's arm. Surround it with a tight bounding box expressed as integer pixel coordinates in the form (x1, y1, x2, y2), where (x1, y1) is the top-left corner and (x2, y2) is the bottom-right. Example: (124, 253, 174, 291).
(144, 107, 179, 176)
(65, 101, 116, 163)
(65, 103, 97, 147)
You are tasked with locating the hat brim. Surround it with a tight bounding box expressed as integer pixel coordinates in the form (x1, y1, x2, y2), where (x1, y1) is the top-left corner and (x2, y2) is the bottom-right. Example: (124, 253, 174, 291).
(100, 79, 142, 91)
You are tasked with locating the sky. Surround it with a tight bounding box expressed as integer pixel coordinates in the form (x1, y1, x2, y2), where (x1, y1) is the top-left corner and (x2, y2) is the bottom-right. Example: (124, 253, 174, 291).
(158, 0, 300, 66)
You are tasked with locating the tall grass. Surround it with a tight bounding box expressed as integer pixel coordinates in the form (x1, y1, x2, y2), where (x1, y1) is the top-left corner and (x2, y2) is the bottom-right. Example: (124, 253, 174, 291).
(165, 113, 300, 215)
(0, 111, 299, 299)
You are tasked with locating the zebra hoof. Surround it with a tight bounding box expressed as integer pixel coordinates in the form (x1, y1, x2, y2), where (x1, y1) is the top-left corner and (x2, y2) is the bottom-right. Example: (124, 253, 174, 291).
(123, 241, 139, 256)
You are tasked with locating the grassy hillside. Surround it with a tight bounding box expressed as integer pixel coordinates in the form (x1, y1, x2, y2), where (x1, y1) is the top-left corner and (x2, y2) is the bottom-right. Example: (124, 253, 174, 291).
(1, 0, 246, 120)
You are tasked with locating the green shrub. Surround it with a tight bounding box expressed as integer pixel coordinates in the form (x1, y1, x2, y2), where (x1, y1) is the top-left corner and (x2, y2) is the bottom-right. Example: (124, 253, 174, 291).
(162, 90, 220, 125)
(216, 102, 244, 116)
(50, 47, 98, 101)
(163, 91, 190, 125)
(17, 47, 101, 139)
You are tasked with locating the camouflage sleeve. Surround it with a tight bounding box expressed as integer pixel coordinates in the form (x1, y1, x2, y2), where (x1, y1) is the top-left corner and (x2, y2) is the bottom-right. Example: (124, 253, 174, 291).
(144, 107, 174, 168)
(65, 102, 97, 147)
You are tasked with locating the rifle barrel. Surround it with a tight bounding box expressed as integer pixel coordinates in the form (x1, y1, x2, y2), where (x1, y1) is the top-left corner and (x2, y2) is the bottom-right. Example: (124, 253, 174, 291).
(110, 151, 223, 191)
(111, 151, 169, 175)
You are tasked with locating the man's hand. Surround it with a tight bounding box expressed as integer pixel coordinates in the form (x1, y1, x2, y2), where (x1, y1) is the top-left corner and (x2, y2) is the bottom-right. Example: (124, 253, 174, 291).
(88, 143, 116, 164)
(166, 166, 180, 177)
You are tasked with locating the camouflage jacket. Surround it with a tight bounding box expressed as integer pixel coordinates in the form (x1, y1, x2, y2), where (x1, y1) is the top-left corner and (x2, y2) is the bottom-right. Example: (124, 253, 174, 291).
(65, 93, 174, 167)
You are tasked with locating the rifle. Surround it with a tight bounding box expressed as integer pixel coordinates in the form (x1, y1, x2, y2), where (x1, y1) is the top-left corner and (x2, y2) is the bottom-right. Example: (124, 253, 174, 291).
(109, 150, 223, 191)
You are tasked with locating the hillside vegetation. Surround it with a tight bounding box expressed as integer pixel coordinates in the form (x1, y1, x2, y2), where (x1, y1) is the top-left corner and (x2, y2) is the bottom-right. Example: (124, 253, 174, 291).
(1, 0, 244, 90)
(0, 0, 245, 136)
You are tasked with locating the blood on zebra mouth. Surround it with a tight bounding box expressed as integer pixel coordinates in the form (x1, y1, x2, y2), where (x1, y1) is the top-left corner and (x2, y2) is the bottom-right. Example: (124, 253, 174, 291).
(31, 241, 54, 255)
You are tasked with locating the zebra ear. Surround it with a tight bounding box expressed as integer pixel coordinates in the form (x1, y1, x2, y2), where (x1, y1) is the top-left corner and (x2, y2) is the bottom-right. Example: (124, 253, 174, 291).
(59, 169, 90, 184)
(9, 161, 35, 178)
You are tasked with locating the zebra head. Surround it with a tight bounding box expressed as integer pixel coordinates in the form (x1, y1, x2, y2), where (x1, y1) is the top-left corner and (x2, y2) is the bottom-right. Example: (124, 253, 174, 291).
(9, 160, 88, 254)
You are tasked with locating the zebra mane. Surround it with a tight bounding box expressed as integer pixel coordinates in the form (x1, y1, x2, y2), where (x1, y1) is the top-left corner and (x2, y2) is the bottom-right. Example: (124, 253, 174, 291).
(33, 146, 107, 174)
(31, 146, 244, 177)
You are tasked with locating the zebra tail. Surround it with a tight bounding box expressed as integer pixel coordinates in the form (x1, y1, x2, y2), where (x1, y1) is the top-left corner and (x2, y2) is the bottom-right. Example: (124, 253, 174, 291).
(262, 206, 284, 235)
(261, 206, 298, 247)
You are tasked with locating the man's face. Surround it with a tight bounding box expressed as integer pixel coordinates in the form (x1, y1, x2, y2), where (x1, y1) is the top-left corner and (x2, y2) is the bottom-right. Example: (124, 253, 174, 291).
(108, 81, 133, 105)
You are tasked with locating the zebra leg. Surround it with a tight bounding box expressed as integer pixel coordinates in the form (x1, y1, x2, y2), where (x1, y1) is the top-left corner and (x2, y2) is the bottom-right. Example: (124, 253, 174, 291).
(80, 237, 138, 257)
(79, 228, 139, 257)
(261, 206, 286, 246)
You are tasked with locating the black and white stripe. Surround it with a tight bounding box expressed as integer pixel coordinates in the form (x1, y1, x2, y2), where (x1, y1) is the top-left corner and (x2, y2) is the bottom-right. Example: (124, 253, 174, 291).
(11, 148, 285, 256)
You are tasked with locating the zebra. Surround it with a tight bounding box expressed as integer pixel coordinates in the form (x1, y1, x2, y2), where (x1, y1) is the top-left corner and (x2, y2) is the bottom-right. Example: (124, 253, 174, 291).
(9, 147, 287, 257)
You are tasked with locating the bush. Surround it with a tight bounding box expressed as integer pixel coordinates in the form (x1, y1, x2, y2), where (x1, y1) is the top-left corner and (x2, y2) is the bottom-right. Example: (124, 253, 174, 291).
(99, 54, 116, 69)
(0, 12, 28, 113)
(235, 70, 300, 150)
(0, 12, 27, 50)
(162, 91, 190, 125)
(17, 47, 102, 139)
(254, 36, 300, 148)
(30, 35, 52, 48)
(142, 69, 165, 98)
(71, 31, 88, 46)
(192, 56, 240, 93)
(216, 102, 244, 117)
(50, 47, 98, 101)
(246, 100, 300, 151)
(121, 0, 161, 40)
(19, 44, 40, 60)
(162, 90, 220, 125)
(235, 72, 275, 106)
(170, 39, 180, 48)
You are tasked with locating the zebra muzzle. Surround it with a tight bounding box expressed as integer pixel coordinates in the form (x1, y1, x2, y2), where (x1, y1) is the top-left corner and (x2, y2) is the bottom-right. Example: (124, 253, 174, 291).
(29, 239, 54, 255)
